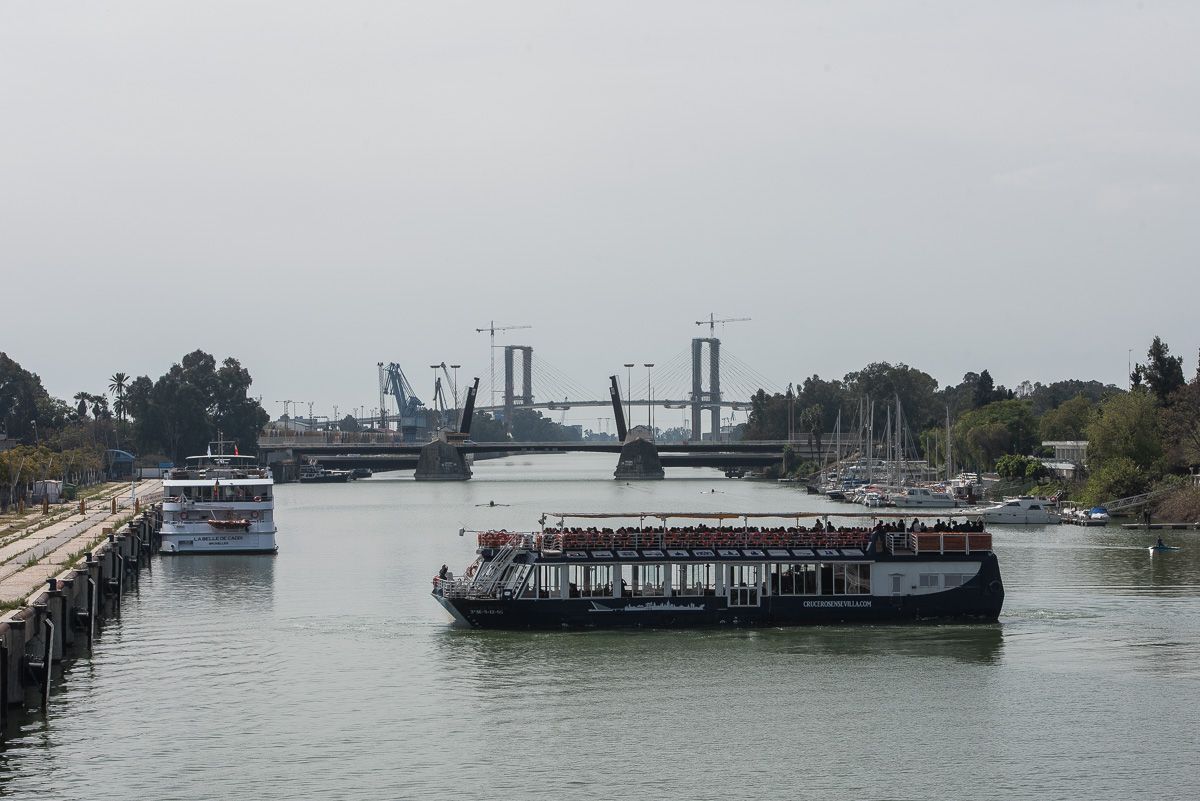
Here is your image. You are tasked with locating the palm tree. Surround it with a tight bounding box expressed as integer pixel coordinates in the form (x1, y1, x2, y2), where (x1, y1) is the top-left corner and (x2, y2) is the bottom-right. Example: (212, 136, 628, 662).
(109, 372, 129, 422)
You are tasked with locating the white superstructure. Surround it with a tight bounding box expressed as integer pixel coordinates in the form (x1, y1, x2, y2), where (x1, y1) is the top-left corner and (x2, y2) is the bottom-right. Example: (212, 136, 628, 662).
(981, 496, 1061, 525)
(160, 444, 278, 554)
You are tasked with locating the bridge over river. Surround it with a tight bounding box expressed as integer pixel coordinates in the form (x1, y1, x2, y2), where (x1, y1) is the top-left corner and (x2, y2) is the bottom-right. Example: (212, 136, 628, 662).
(258, 432, 830, 480)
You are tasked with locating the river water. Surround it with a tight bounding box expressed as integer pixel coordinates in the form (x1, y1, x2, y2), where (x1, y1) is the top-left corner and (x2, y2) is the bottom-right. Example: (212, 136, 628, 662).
(2, 454, 1198, 800)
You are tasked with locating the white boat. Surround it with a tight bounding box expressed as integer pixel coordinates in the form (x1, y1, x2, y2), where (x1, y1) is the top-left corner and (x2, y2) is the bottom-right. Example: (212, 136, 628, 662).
(981, 496, 1061, 525)
(890, 487, 958, 508)
(160, 441, 278, 554)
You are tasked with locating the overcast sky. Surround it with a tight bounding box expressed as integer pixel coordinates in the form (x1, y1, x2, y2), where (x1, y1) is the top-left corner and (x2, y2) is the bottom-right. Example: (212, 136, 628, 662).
(4, 1, 1198, 430)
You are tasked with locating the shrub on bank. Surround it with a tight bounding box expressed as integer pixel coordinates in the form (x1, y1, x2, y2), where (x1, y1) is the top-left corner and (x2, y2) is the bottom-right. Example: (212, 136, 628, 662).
(1152, 485, 1200, 523)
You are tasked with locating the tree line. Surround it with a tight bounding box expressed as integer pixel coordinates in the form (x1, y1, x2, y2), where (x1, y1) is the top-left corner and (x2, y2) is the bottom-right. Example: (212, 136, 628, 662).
(1, 350, 268, 472)
(743, 336, 1200, 503)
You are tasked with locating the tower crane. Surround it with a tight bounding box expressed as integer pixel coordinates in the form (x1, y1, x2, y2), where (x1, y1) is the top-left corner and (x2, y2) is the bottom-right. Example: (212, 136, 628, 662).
(695, 313, 751, 336)
(475, 321, 532, 407)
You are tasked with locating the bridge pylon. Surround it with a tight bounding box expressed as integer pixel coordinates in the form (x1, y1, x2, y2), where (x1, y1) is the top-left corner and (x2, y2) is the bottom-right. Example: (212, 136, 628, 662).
(690, 337, 721, 443)
(503, 345, 534, 435)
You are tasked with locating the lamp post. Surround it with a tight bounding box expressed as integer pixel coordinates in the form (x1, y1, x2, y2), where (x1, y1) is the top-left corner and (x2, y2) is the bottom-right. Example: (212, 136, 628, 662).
(643, 363, 654, 434)
(623, 363, 634, 426)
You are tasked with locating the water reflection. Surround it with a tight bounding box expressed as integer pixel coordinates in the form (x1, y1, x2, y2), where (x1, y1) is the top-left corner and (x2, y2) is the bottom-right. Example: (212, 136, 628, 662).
(432, 621, 1006, 692)
(154, 554, 277, 611)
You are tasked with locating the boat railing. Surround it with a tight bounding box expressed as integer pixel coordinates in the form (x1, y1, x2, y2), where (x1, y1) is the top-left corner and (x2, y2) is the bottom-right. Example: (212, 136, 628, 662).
(435, 576, 473, 599)
(907, 531, 992, 555)
(479, 529, 874, 552)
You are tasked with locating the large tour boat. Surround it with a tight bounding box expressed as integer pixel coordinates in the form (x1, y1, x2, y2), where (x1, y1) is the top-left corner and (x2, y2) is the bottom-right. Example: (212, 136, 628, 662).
(432, 512, 1003, 629)
(160, 441, 278, 554)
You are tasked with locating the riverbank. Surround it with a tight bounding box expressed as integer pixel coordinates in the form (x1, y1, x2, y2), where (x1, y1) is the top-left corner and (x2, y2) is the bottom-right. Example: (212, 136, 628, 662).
(1153, 485, 1200, 523)
(0, 489, 162, 727)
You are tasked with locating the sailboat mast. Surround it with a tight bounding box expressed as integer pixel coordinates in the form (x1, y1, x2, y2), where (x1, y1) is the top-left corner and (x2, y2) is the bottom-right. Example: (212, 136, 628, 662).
(945, 405, 953, 482)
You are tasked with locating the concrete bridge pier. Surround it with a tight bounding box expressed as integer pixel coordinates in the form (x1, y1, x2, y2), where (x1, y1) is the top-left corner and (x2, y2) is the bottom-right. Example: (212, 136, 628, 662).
(414, 440, 472, 481)
(613, 428, 664, 480)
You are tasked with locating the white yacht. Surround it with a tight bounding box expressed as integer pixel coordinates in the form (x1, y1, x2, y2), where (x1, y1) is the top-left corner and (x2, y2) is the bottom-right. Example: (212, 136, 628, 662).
(160, 441, 278, 554)
(981, 496, 1061, 525)
(890, 487, 958, 508)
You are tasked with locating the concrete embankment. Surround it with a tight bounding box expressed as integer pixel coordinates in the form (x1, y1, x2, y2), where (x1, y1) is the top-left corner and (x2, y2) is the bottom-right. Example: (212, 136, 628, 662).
(0, 496, 162, 726)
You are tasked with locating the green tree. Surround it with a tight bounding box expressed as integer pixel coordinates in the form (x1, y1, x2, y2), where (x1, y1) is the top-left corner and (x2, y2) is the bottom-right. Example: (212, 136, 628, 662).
(108, 372, 129, 421)
(122, 351, 268, 461)
(973, 370, 996, 409)
(842, 362, 940, 431)
(1162, 381, 1200, 469)
(954, 400, 1038, 470)
(1132, 336, 1185, 404)
(797, 375, 848, 432)
(468, 411, 508, 441)
(1039, 394, 1094, 441)
(0, 351, 55, 442)
(339, 414, 361, 432)
(509, 408, 581, 442)
(1028, 379, 1117, 416)
(745, 388, 789, 440)
(996, 454, 1048, 481)
(1083, 457, 1151, 504)
(1086, 389, 1162, 471)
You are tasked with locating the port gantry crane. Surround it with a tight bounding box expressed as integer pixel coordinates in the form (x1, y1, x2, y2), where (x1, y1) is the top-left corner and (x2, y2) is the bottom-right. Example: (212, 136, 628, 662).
(475, 321, 532, 408)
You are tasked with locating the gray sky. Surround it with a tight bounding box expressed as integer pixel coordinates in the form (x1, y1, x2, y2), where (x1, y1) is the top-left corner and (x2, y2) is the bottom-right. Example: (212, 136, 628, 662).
(4, 1, 1198, 430)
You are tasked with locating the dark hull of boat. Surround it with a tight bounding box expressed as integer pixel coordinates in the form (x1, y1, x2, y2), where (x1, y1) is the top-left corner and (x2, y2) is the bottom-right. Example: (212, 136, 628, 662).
(298, 473, 350, 484)
(437, 557, 1004, 630)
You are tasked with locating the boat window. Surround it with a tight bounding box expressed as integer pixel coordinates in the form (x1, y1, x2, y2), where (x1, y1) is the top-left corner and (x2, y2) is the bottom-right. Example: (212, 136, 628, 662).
(771, 563, 817, 595)
(674, 563, 716, 595)
(568, 565, 612, 598)
(919, 573, 940, 588)
(819, 563, 838, 595)
(943, 573, 966, 588)
(1029, 504, 1041, 510)
(537, 565, 561, 598)
(819, 563, 871, 595)
(620, 564, 666, 597)
(728, 564, 760, 593)
(890, 574, 903, 595)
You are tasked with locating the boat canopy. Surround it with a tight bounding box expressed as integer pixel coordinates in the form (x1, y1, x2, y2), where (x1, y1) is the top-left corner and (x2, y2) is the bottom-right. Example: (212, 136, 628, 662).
(163, 478, 272, 487)
(544, 510, 982, 521)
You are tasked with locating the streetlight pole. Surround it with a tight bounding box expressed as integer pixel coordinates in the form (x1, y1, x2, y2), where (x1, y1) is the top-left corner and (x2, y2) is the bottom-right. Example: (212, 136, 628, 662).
(643, 363, 654, 433)
(623, 363, 634, 427)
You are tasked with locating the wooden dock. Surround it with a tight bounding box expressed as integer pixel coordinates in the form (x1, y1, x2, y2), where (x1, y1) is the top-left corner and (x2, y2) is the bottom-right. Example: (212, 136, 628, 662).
(1120, 522, 1200, 530)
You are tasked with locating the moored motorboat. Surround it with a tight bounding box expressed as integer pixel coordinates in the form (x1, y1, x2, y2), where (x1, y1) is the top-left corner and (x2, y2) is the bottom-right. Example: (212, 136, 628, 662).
(891, 486, 958, 508)
(981, 496, 1061, 525)
(432, 512, 1004, 630)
